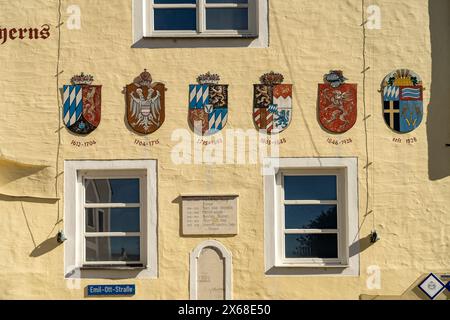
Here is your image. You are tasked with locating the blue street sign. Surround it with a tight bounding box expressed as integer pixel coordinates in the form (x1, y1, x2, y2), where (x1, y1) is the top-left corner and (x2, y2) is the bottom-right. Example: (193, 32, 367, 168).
(87, 285, 135, 297)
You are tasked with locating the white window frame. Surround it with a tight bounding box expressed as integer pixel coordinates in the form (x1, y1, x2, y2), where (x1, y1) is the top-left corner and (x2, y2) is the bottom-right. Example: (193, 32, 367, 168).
(279, 169, 346, 266)
(64, 160, 158, 279)
(82, 171, 146, 267)
(132, 0, 269, 48)
(264, 158, 359, 276)
(142, 0, 258, 38)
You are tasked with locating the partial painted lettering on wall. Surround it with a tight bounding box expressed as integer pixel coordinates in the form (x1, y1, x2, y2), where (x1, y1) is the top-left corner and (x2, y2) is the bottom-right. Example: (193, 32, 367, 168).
(0, 25, 50, 45)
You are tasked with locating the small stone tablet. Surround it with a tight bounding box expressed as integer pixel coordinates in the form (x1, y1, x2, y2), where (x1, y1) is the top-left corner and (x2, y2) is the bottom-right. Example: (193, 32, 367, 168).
(182, 195, 238, 236)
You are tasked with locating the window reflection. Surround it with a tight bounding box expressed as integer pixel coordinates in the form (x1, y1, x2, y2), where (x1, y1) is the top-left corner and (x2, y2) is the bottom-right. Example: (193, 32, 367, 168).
(284, 176, 337, 201)
(84, 178, 141, 264)
(154, 0, 196, 3)
(154, 8, 197, 31)
(85, 208, 140, 233)
(85, 237, 140, 262)
(206, 0, 248, 3)
(85, 179, 140, 203)
(206, 8, 248, 30)
(285, 205, 337, 229)
(285, 234, 338, 259)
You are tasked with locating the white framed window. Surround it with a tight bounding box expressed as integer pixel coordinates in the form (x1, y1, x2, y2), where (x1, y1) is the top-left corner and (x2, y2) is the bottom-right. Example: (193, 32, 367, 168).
(64, 160, 158, 279)
(132, 0, 268, 48)
(82, 172, 146, 267)
(280, 169, 346, 266)
(145, 0, 257, 37)
(264, 158, 359, 276)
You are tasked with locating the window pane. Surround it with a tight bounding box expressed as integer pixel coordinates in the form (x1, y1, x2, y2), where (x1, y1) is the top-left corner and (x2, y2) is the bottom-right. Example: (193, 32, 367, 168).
(85, 179, 140, 203)
(284, 176, 337, 201)
(85, 237, 140, 262)
(206, 8, 248, 30)
(285, 205, 337, 229)
(85, 208, 140, 233)
(154, 8, 196, 30)
(285, 234, 338, 259)
(206, 0, 248, 3)
(154, 0, 196, 3)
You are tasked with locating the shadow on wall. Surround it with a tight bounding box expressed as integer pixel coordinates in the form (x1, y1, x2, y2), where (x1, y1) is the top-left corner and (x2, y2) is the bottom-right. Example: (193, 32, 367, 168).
(30, 236, 61, 258)
(428, 0, 450, 180)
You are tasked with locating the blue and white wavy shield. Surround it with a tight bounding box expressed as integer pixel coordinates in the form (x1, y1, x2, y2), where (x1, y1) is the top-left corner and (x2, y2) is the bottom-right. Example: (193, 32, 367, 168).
(381, 69, 423, 134)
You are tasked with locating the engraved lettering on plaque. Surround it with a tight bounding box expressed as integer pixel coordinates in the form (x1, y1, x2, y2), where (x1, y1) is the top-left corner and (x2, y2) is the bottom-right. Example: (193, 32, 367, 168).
(182, 196, 238, 235)
(197, 247, 225, 300)
(190, 240, 232, 300)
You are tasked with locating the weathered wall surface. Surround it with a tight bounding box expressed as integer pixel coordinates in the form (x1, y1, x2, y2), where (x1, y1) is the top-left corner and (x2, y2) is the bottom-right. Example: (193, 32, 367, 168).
(0, 0, 448, 299)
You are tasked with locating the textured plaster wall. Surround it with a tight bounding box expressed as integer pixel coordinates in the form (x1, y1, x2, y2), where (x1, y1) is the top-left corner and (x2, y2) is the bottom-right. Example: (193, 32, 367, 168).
(0, 0, 448, 299)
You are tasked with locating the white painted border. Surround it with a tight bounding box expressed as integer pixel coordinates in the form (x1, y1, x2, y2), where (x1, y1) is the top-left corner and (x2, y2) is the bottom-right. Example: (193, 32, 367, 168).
(190, 240, 233, 300)
(132, 0, 269, 48)
(263, 157, 360, 276)
(64, 160, 158, 279)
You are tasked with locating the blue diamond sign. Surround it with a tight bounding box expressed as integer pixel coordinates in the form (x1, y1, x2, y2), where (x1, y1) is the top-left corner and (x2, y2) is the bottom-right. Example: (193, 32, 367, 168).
(418, 273, 445, 300)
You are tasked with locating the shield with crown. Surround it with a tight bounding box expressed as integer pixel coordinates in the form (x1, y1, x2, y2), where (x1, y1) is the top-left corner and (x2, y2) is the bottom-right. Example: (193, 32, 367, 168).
(126, 69, 166, 135)
(189, 72, 228, 136)
(63, 73, 101, 135)
(381, 69, 423, 134)
(253, 72, 292, 134)
(318, 70, 357, 134)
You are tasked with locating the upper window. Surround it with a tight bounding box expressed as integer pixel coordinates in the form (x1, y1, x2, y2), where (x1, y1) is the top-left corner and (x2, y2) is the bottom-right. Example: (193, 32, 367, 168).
(145, 0, 258, 37)
(64, 160, 158, 279)
(264, 158, 359, 276)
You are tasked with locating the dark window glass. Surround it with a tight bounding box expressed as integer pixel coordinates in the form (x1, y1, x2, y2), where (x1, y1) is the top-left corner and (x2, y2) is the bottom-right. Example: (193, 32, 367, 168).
(285, 234, 338, 259)
(154, 8, 197, 30)
(85, 179, 140, 204)
(206, 8, 248, 30)
(87, 210, 94, 227)
(285, 205, 337, 229)
(206, 0, 248, 3)
(85, 208, 140, 233)
(154, 0, 196, 3)
(284, 176, 337, 201)
(98, 210, 104, 232)
(85, 237, 140, 262)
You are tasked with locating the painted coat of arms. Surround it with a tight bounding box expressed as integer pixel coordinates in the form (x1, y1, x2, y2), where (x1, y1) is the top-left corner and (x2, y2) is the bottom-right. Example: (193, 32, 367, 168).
(126, 69, 165, 135)
(318, 71, 357, 134)
(381, 69, 423, 133)
(189, 72, 228, 136)
(253, 72, 292, 134)
(63, 73, 101, 134)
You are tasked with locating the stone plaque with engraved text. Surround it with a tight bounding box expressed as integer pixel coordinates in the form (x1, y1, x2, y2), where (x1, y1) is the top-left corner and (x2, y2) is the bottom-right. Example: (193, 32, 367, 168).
(182, 195, 238, 235)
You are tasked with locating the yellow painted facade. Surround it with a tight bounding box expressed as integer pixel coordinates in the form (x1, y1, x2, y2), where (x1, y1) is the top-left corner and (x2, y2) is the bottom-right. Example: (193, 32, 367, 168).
(0, 0, 449, 299)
